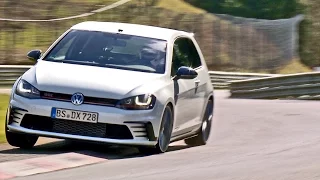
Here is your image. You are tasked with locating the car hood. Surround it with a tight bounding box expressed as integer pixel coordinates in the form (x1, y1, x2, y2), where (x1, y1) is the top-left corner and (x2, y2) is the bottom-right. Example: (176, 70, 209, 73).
(22, 60, 166, 99)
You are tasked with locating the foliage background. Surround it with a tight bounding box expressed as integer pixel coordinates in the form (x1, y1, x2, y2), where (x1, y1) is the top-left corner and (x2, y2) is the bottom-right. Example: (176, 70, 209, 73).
(184, 0, 319, 68)
(0, 0, 316, 73)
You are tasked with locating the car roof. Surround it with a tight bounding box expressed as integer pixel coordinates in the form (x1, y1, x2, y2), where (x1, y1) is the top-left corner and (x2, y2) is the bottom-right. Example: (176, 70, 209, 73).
(71, 21, 194, 41)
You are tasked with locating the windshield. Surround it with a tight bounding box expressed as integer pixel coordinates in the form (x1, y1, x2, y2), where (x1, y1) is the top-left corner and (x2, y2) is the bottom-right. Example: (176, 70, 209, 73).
(43, 30, 167, 74)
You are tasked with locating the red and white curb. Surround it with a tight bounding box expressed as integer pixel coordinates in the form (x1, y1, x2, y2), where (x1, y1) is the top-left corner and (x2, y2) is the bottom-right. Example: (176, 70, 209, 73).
(0, 152, 106, 179)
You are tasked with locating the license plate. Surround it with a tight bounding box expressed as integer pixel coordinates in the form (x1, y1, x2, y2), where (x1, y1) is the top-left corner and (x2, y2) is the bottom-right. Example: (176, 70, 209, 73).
(51, 107, 98, 123)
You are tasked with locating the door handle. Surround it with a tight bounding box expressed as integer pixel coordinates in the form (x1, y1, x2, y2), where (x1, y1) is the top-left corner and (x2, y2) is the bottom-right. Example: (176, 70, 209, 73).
(194, 79, 200, 86)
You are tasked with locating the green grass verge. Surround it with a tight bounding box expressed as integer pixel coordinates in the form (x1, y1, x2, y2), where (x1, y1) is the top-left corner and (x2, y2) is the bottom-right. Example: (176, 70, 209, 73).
(0, 0, 120, 19)
(156, 0, 206, 13)
(0, 94, 9, 143)
(275, 59, 312, 74)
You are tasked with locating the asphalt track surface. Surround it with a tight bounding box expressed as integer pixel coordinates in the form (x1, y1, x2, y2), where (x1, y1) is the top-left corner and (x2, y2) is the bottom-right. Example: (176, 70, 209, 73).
(1, 90, 320, 179)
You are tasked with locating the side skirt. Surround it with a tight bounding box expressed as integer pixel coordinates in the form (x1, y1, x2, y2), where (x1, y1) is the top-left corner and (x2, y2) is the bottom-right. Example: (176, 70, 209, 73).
(170, 126, 201, 143)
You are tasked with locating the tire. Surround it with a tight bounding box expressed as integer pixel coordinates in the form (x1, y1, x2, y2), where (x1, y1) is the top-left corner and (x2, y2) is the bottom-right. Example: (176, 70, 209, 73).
(139, 105, 174, 154)
(5, 113, 38, 149)
(185, 99, 213, 146)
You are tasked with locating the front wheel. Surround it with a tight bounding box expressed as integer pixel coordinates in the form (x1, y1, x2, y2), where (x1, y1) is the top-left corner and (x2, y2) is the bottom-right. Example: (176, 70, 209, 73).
(185, 99, 213, 146)
(5, 113, 38, 149)
(139, 105, 173, 154)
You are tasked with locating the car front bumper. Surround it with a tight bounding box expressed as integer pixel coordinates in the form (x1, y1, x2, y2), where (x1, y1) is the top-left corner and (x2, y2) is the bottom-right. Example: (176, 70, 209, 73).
(7, 125, 157, 146)
(6, 94, 165, 146)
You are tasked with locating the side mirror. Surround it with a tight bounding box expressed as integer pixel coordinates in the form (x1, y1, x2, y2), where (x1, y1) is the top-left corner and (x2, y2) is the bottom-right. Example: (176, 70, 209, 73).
(174, 66, 198, 80)
(27, 50, 42, 62)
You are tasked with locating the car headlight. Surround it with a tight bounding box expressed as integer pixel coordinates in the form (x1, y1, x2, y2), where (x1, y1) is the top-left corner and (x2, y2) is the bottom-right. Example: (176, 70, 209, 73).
(116, 94, 156, 110)
(15, 79, 40, 99)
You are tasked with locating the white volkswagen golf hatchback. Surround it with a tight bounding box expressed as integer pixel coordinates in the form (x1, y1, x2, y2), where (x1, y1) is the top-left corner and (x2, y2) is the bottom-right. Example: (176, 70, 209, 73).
(5, 22, 214, 153)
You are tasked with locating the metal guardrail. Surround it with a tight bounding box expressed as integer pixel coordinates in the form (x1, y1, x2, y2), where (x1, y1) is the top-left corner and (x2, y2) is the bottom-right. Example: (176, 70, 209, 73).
(229, 72, 320, 99)
(209, 71, 278, 89)
(0, 65, 278, 89)
(4, 65, 316, 100)
(0, 65, 32, 88)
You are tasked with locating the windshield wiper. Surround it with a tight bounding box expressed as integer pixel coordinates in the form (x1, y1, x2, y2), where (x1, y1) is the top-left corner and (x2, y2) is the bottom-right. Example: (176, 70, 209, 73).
(46, 58, 99, 65)
(45, 58, 157, 73)
(102, 63, 155, 73)
(61, 60, 99, 64)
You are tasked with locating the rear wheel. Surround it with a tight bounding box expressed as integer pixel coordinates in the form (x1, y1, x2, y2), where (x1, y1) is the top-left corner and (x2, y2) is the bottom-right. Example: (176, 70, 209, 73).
(185, 99, 213, 146)
(5, 112, 38, 149)
(139, 105, 173, 154)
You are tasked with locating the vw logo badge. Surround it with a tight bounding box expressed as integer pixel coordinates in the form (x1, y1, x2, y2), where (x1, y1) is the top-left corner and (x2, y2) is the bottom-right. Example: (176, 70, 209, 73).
(71, 93, 84, 105)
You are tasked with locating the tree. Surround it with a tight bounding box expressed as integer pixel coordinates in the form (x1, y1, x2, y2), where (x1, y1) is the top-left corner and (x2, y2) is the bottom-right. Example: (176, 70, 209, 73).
(184, 0, 303, 20)
(185, 0, 317, 67)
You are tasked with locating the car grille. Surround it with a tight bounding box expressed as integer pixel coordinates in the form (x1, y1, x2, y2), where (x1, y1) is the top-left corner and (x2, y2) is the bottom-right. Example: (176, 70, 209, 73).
(20, 114, 133, 139)
(53, 119, 107, 138)
(40, 91, 119, 107)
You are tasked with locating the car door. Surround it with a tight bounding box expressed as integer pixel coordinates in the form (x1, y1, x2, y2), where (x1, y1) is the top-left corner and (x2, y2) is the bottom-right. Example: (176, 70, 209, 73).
(171, 37, 206, 136)
(186, 38, 208, 126)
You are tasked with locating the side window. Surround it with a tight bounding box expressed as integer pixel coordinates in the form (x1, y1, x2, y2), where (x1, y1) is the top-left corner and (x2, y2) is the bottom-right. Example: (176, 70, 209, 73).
(171, 42, 189, 76)
(171, 38, 202, 76)
(187, 39, 202, 68)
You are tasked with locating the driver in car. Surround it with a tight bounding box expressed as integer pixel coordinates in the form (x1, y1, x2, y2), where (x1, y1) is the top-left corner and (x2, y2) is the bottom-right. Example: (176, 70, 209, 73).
(140, 46, 165, 72)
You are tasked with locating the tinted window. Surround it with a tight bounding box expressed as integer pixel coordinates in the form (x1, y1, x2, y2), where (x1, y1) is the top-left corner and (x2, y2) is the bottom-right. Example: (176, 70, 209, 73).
(171, 38, 202, 76)
(44, 30, 167, 74)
